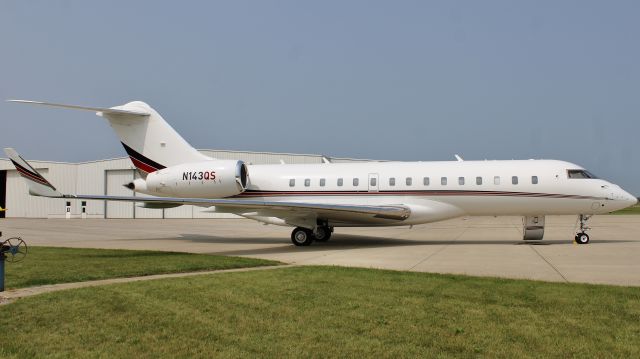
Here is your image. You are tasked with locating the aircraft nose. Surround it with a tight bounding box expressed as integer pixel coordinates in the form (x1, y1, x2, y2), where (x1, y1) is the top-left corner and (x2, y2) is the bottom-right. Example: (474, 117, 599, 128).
(622, 190, 637, 206)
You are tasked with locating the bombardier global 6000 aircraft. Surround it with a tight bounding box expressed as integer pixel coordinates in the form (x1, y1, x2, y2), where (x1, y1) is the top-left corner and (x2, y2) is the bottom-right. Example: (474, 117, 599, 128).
(5, 100, 637, 246)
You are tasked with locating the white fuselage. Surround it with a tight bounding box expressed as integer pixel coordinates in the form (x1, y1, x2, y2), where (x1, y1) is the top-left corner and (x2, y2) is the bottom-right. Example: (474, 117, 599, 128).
(214, 159, 636, 226)
(8, 99, 638, 240)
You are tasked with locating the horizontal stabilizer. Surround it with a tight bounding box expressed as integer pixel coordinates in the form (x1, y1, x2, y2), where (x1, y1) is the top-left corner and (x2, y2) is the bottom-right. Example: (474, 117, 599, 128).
(7, 99, 150, 117)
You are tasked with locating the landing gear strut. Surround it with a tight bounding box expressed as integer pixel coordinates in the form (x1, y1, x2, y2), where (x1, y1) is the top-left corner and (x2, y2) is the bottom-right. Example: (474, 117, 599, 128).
(575, 214, 591, 244)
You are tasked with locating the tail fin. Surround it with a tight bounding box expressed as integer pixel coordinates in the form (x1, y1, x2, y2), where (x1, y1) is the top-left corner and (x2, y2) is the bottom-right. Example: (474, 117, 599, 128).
(8, 100, 211, 174)
(3, 148, 62, 197)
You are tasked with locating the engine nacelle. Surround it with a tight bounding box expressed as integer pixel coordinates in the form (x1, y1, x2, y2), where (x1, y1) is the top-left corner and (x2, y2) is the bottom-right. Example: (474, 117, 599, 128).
(523, 215, 545, 241)
(129, 160, 248, 198)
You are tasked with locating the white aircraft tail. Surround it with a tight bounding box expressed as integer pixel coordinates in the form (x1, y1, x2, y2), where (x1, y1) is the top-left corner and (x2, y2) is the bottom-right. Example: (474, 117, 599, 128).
(8, 100, 210, 174)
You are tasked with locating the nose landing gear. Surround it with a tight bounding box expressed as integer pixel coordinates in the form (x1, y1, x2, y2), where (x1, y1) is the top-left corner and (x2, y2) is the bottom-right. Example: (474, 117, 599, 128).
(574, 215, 591, 244)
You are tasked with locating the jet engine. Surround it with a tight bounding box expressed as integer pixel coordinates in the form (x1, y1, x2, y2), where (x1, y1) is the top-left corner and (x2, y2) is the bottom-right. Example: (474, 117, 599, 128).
(126, 160, 248, 198)
(522, 215, 545, 241)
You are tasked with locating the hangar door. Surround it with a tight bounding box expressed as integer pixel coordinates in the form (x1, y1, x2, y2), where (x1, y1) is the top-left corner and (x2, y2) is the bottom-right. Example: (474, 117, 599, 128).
(105, 169, 163, 219)
(105, 170, 135, 218)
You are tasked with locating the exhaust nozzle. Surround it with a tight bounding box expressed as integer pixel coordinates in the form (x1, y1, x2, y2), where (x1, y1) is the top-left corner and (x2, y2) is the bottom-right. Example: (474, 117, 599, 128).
(123, 178, 148, 192)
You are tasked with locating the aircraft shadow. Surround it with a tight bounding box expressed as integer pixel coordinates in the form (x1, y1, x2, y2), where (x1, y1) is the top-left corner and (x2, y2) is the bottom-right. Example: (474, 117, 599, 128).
(171, 233, 635, 257)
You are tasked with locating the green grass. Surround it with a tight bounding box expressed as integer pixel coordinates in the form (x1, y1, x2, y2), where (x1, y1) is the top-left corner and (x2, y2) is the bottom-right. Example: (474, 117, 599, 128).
(611, 204, 640, 215)
(3, 246, 279, 289)
(1, 266, 639, 358)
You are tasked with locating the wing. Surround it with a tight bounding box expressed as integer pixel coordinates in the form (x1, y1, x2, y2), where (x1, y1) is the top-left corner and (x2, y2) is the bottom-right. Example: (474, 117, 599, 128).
(4, 148, 411, 226)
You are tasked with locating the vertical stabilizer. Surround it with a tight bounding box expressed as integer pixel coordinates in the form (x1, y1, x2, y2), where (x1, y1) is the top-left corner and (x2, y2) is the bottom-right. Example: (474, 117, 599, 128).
(104, 101, 210, 174)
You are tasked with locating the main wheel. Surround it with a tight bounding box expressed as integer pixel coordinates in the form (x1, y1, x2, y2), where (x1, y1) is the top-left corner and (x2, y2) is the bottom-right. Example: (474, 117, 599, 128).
(575, 232, 590, 244)
(291, 227, 314, 246)
(314, 226, 332, 242)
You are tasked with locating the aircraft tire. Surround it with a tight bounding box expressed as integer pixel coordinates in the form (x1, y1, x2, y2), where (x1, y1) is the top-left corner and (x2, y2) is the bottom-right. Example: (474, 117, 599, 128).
(291, 227, 314, 246)
(314, 226, 332, 242)
(575, 232, 590, 244)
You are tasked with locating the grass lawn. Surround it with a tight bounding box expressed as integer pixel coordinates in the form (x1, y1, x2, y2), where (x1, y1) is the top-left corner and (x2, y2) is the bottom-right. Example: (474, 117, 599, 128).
(3, 246, 279, 289)
(611, 204, 640, 215)
(1, 266, 639, 358)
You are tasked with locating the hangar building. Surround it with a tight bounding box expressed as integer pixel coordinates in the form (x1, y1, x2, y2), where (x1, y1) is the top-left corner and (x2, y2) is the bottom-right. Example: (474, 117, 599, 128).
(0, 150, 369, 219)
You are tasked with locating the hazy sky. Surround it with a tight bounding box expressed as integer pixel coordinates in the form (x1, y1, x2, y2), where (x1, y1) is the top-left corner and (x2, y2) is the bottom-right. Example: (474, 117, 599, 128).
(1, 1, 639, 194)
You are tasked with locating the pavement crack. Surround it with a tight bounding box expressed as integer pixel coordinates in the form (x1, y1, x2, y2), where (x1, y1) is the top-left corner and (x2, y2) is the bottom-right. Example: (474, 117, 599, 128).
(527, 245, 568, 283)
(407, 226, 470, 271)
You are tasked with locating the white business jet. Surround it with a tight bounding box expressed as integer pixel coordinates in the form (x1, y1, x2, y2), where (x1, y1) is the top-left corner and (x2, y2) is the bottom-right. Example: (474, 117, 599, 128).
(5, 100, 637, 246)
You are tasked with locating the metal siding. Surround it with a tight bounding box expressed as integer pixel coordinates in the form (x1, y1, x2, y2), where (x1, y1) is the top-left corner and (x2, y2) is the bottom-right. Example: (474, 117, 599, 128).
(78, 158, 133, 218)
(37, 162, 77, 217)
(105, 169, 135, 218)
(6, 169, 51, 218)
(0, 159, 14, 170)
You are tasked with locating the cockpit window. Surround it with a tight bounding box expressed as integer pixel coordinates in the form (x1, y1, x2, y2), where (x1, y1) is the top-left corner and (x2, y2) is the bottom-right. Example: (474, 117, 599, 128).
(567, 169, 597, 179)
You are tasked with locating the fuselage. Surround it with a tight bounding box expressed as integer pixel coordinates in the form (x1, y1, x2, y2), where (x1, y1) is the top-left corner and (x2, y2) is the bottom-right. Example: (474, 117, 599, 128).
(223, 159, 636, 226)
(11, 99, 637, 244)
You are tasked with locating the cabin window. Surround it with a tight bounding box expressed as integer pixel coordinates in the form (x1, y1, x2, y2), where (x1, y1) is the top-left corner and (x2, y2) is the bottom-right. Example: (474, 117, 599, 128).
(304, 179, 310, 187)
(423, 177, 430, 186)
(370, 177, 377, 186)
(567, 169, 597, 179)
(389, 177, 396, 186)
(353, 178, 359, 186)
(494, 176, 500, 185)
(320, 178, 326, 187)
(512, 176, 518, 185)
(441, 177, 447, 186)
(337, 178, 343, 186)
(531, 176, 538, 184)
(289, 179, 295, 187)
(406, 177, 412, 186)
(458, 177, 465, 185)
(476, 177, 482, 185)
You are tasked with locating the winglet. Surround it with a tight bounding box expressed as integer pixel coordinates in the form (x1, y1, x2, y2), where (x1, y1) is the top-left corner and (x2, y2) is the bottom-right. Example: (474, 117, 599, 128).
(3, 148, 62, 197)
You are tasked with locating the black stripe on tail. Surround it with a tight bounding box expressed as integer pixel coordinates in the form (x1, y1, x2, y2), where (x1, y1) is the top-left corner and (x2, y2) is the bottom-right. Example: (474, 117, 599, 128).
(120, 142, 166, 173)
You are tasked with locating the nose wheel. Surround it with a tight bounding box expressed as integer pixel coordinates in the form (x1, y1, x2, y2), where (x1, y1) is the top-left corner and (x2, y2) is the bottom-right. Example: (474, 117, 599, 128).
(575, 232, 590, 244)
(574, 215, 591, 245)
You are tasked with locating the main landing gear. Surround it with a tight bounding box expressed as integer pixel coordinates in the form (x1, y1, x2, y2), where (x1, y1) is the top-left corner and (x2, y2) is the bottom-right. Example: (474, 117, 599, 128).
(290, 226, 333, 246)
(574, 214, 591, 245)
